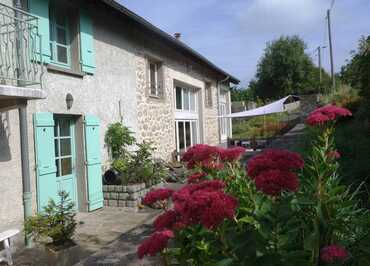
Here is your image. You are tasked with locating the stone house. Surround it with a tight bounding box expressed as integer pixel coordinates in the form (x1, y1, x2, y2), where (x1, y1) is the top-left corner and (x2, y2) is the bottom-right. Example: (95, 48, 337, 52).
(0, 0, 239, 245)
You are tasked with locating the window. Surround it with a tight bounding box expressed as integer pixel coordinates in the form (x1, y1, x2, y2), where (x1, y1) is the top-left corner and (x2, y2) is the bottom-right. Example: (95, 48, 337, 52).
(49, 3, 71, 67)
(148, 60, 163, 97)
(54, 119, 74, 177)
(175, 86, 197, 112)
(205, 82, 213, 107)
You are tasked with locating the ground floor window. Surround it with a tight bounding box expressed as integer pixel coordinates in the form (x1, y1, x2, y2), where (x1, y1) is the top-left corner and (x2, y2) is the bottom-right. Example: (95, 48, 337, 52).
(175, 120, 198, 155)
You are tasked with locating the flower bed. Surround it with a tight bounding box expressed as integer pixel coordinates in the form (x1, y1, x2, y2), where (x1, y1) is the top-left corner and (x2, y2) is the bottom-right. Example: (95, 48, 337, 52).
(103, 183, 165, 210)
(135, 105, 370, 266)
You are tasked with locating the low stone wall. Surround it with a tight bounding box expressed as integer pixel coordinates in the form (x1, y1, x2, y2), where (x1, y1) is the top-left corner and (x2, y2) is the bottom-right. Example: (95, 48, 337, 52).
(103, 183, 164, 211)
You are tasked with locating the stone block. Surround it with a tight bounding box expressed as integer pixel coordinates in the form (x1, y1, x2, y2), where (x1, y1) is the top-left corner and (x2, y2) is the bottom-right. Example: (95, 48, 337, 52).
(109, 200, 118, 207)
(103, 192, 110, 199)
(127, 184, 139, 193)
(126, 200, 138, 208)
(115, 185, 122, 192)
(103, 186, 109, 192)
(118, 200, 126, 207)
(119, 192, 129, 200)
(110, 193, 119, 200)
(129, 192, 140, 200)
(104, 200, 109, 206)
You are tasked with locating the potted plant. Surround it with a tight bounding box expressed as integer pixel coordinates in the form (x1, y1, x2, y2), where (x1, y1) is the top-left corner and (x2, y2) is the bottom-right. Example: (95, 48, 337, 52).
(25, 191, 82, 266)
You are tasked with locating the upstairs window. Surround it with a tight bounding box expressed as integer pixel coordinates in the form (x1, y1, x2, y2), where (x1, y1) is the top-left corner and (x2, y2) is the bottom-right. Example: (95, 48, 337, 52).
(148, 60, 164, 97)
(49, 3, 71, 67)
(205, 82, 213, 107)
(175, 86, 197, 112)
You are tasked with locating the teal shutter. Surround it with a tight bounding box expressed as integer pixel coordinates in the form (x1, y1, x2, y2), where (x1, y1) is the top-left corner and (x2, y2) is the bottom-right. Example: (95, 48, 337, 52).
(84, 115, 103, 211)
(28, 0, 51, 63)
(79, 9, 96, 74)
(33, 113, 57, 211)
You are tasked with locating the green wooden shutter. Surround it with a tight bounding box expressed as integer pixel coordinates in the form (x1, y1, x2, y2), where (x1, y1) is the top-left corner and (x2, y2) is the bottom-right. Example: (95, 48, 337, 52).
(28, 0, 51, 63)
(84, 115, 103, 211)
(79, 9, 96, 74)
(33, 112, 57, 211)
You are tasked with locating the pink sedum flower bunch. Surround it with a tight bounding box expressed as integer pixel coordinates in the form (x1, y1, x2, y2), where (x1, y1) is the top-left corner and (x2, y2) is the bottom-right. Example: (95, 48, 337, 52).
(137, 230, 174, 259)
(320, 245, 349, 264)
(306, 105, 352, 126)
(181, 144, 245, 169)
(247, 149, 304, 196)
(138, 180, 238, 259)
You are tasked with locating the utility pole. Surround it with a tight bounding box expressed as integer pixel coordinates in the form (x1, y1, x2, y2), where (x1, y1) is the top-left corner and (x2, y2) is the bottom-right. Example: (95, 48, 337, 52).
(317, 46, 322, 86)
(327, 9, 335, 90)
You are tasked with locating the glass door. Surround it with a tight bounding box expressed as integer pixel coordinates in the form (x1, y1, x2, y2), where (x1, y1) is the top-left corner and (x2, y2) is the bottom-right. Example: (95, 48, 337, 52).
(54, 117, 77, 206)
(175, 120, 198, 159)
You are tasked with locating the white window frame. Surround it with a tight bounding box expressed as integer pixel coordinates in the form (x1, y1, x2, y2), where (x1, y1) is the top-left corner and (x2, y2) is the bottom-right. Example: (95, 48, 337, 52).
(175, 120, 199, 157)
(175, 86, 197, 113)
(148, 60, 162, 97)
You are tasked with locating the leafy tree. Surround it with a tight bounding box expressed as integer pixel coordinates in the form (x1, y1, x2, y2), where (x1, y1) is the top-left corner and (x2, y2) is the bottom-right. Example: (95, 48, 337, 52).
(230, 86, 255, 102)
(340, 35, 370, 115)
(252, 35, 330, 100)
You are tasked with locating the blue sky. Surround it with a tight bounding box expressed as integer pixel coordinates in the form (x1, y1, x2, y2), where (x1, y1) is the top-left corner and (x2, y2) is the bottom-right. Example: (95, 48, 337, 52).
(119, 0, 370, 86)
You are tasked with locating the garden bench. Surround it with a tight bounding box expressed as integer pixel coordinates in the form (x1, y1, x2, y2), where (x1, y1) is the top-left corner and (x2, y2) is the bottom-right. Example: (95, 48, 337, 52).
(0, 229, 19, 265)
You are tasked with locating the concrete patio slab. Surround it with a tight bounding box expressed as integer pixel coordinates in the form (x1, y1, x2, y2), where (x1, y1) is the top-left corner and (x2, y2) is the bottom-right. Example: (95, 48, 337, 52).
(9, 207, 160, 266)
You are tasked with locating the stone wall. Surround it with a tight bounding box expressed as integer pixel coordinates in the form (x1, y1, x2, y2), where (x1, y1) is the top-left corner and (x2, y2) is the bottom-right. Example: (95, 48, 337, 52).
(103, 183, 164, 211)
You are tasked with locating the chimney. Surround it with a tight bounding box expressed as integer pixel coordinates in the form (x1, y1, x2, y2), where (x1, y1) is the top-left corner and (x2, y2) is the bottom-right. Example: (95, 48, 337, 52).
(174, 33, 181, 40)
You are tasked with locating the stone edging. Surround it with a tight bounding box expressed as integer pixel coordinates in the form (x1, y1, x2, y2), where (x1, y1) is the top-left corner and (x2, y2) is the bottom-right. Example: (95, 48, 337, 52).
(103, 183, 165, 211)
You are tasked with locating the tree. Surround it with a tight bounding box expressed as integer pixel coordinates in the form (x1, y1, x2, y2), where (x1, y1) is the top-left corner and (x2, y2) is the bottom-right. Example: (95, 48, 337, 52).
(340, 35, 370, 114)
(230, 86, 255, 102)
(252, 35, 329, 100)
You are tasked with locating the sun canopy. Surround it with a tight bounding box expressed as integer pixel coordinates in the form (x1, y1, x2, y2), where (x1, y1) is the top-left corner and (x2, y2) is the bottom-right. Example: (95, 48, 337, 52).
(223, 95, 300, 118)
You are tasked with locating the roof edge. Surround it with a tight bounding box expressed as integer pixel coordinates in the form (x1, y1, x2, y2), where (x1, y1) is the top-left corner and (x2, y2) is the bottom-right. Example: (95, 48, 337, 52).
(100, 0, 240, 84)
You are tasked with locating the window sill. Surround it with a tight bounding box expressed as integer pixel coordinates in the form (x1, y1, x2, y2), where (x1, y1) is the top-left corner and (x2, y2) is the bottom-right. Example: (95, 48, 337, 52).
(148, 94, 163, 100)
(47, 64, 85, 78)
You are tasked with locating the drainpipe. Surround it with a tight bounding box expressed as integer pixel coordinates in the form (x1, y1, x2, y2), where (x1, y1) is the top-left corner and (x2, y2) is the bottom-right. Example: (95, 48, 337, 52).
(15, 0, 33, 246)
(217, 76, 230, 144)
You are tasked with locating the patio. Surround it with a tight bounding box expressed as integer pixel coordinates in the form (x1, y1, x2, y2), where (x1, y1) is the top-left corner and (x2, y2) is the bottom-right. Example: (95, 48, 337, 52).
(10, 207, 161, 266)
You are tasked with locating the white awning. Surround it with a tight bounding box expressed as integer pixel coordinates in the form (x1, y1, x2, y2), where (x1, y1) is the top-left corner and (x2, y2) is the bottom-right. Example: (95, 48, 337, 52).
(223, 95, 300, 118)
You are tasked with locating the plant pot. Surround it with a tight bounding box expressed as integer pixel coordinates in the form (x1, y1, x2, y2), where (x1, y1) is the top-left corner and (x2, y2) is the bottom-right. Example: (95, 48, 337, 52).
(45, 240, 83, 266)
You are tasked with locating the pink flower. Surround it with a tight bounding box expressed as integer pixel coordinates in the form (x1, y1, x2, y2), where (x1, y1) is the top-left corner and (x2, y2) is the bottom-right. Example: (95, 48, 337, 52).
(187, 172, 208, 183)
(137, 230, 174, 259)
(218, 147, 246, 162)
(142, 188, 174, 206)
(247, 149, 303, 196)
(254, 169, 299, 196)
(182, 144, 219, 169)
(153, 210, 178, 231)
(247, 149, 304, 178)
(172, 180, 237, 229)
(327, 150, 341, 159)
(306, 105, 352, 126)
(320, 245, 349, 264)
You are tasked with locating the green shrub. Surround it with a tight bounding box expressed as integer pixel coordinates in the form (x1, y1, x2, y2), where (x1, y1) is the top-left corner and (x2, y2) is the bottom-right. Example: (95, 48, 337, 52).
(321, 85, 362, 111)
(24, 191, 77, 246)
(104, 122, 136, 160)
